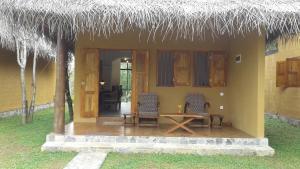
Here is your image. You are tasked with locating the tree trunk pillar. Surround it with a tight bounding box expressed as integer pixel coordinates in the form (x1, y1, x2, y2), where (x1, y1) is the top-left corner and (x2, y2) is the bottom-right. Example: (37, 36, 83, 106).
(54, 30, 66, 134)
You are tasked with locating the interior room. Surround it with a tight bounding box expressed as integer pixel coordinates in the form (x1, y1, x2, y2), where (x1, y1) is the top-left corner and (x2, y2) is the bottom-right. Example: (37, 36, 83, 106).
(99, 50, 132, 117)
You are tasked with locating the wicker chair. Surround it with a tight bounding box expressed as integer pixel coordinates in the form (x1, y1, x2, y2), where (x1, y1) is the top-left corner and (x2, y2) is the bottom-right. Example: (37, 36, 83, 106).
(137, 93, 159, 127)
(184, 93, 210, 127)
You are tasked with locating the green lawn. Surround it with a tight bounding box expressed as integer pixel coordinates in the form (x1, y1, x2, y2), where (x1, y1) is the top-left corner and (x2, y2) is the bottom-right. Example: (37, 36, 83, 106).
(102, 117, 300, 169)
(0, 109, 76, 169)
(1, 110, 299, 169)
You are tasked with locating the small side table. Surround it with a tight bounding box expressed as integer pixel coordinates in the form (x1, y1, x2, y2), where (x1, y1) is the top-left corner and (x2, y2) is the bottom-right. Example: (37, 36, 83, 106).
(123, 113, 136, 126)
(210, 114, 224, 128)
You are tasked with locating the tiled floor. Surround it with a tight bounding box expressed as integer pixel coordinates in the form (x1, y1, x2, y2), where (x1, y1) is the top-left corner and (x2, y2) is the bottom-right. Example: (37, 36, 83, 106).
(66, 122, 251, 138)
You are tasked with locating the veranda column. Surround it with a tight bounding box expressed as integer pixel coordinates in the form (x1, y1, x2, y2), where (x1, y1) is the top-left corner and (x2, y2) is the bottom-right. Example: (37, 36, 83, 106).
(54, 30, 67, 134)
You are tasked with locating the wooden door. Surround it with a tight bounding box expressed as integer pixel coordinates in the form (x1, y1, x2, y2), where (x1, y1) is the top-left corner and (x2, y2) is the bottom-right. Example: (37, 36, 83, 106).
(209, 52, 227, 87)
(131, 50, 149, 113)
(80, 49, 100, 118)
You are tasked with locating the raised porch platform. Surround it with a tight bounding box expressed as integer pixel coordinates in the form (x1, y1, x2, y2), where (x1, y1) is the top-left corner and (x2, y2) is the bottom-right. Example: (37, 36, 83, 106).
(42, 122, 274, 156)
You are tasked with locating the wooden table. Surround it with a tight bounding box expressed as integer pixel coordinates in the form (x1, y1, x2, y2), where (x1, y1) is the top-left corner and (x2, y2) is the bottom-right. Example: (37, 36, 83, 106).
(123, 113, 136, 126)
(160, 113, 208, 134)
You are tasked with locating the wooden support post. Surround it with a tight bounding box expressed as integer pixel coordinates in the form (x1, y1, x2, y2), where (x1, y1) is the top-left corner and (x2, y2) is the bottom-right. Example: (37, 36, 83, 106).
(54, 30, 66, 134)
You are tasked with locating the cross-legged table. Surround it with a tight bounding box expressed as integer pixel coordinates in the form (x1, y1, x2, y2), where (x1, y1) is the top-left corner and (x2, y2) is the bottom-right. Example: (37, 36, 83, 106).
(160, 113, 208, 134)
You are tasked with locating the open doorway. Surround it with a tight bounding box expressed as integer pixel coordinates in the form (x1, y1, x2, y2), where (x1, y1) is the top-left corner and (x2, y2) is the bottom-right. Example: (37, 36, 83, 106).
(99, 50, 132, 117)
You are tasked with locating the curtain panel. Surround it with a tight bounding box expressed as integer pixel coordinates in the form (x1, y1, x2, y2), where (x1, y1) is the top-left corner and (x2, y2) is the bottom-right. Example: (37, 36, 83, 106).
(157, 51, 174, 87)
(193, 52, 209, 86)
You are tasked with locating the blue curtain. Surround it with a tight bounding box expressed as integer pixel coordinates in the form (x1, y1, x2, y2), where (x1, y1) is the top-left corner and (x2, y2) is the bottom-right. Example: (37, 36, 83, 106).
(194, 52, 209, 86)
(157, 51, 174, 87)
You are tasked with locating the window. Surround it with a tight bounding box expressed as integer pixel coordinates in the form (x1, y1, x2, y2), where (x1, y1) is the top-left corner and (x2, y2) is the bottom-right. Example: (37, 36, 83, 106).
(156, 50, 226, 87)
(276, 57, 300, 87)
(120, 59, 132, 101)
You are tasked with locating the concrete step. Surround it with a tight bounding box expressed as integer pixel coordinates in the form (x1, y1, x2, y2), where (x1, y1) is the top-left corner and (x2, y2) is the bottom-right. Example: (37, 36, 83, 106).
(42, 141, 274, 156)
(42, 133, 275, 156)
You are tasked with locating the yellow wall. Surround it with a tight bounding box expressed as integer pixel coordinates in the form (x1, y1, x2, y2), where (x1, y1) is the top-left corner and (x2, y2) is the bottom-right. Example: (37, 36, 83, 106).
(74, 31, 229, 123)
(265, 38, 300, 119)
(0, 48, 56, 112)
(228, 32, 265, 138)
(74, 31, 265, 137)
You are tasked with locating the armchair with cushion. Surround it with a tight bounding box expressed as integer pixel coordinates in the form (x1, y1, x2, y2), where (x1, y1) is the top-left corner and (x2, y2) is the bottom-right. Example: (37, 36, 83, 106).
(137, 93, 159, 127)
(184, 93, 210, 127)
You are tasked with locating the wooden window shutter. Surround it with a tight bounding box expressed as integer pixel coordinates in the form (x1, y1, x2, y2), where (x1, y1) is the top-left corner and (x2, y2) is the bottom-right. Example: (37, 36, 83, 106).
(132, 50, 149, 113)
(286, 58, 300, 87)
(209, 52, 227, 87)
(276, 61, 287, 87)
(173, 51, 191, 86)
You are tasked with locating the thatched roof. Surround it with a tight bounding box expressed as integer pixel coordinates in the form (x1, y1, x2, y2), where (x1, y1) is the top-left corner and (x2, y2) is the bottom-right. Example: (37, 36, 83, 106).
(0, 17, 55, 58)
(0, 0, 300, 45)
(0, 19, 55, 58)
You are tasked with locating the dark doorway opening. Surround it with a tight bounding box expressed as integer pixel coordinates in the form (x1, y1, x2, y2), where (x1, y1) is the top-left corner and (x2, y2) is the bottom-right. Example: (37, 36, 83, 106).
(99, 50, 132, 117)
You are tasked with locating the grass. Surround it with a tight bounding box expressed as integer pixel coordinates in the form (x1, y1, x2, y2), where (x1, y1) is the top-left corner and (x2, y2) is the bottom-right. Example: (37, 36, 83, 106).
(102, 117, 300, 169)
(0, 110, 299, 169)
(0, 109, 76, 169)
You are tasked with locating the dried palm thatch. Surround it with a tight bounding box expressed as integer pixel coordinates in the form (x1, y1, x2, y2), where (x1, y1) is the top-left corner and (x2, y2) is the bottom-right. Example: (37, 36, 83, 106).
(0, 17, 55, 58)
(0, 0, 300, 45)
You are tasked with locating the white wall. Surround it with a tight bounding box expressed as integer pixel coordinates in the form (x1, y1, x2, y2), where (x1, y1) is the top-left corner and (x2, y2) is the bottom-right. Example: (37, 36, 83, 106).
(112, 58, 121, 86)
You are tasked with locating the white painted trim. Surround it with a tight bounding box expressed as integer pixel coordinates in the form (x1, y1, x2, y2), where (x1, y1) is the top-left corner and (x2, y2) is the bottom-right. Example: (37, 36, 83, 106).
(0, 103, 54, 118)
(265, 112, 300, 127)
